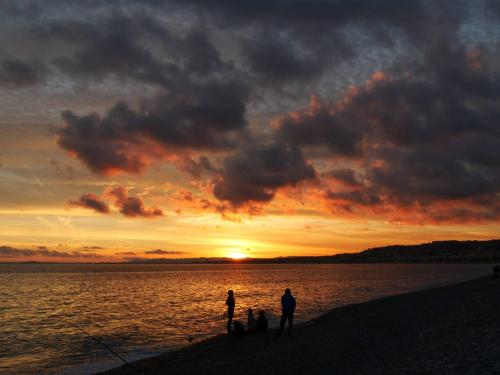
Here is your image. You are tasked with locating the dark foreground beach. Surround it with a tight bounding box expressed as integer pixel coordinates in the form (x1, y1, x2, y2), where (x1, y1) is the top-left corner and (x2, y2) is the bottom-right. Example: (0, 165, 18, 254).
(100, 276, 500, 375)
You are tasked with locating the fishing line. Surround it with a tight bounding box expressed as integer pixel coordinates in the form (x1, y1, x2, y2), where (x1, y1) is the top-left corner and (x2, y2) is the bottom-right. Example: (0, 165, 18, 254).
(71, 323, 134, 370)
(165, 322, 195, 342)
(71, 316, 203, 371)
(141, 317, 198, 342)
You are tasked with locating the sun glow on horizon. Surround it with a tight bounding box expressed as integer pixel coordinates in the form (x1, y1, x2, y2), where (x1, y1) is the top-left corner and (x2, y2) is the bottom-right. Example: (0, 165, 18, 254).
(217, 238, 256, 259)
(227, 250, 248, 259)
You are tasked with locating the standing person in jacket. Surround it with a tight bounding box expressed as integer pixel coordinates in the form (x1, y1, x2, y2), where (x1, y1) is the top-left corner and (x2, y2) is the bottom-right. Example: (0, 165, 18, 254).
(225, 290, 235, 334)
(277, 288, 296, 337)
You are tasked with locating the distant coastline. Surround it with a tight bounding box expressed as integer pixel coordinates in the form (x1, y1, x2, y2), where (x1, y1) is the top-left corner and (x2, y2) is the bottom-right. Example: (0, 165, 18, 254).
(3, 239, 499, 264)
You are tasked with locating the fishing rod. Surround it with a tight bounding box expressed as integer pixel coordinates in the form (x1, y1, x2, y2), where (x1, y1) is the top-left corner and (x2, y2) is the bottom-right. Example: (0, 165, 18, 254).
(71, 323, 134, 370)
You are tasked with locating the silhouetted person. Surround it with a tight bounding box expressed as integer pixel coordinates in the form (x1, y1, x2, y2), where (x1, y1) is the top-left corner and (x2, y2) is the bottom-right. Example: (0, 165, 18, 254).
(226, 290, 235, 334)
(232, 320, 246, 337)
(247, 308, 257, 332)
(277, 288, 296, 337)
(256, 310, 268, 332)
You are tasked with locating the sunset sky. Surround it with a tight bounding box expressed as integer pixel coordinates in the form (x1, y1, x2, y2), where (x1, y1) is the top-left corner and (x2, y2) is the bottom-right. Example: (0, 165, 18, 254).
(1, 0, 500, 262)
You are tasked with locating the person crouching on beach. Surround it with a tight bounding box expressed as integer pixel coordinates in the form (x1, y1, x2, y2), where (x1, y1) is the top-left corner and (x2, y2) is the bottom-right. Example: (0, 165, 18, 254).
(226, 290, 235, 334)
(277, 288, 296, 337)
(256, 310, 268, 332)
(247, 308, 257, 332)
(232, 320, 246, 337)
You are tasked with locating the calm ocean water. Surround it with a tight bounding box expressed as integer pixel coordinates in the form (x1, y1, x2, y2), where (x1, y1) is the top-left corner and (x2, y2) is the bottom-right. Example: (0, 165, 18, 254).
(0, 263, 492, 374)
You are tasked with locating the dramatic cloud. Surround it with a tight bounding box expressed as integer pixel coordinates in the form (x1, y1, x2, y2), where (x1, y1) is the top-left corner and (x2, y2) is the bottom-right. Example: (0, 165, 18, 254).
(43, 15, 173, 86)
(107, 185, 163, 218)
(3, 0, 500, 225)
(241, 34, 333, 84)
(57, 81, 248, 175)
(172, 0, 432, 38)
(275, 95, 364, 156)
(168, 0, 461, 81)
(306, 43, 500, 220)
(213, 143, 316, 206)
(69, 193, 110, 214)
(36, 14, 228, 86)
(144, 249, 185, 255)
(69, 186, 164, 218)
(0, 246, 104, 259)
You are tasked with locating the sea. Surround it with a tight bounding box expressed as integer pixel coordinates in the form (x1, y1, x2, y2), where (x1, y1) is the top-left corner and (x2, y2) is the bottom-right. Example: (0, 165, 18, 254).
(0, 263, 492, 375)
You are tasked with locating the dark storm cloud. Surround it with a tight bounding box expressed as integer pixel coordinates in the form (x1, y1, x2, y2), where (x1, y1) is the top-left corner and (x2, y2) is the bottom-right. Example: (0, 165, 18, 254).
(171, 0, 431, 37)
(167, 0, 459, 85)
(275, 96, 363, 156)
(0, 246, 105, 259)
(5, 0, 499, 222)
(277, 43, 500, 159)
(369, 144, 500, 204)
(5, 0, 463, 91)
(0, 59, 44, 87)
(241, 33, 334, 84)
(57, 80, 248, 174)
(176, 30, 225, 75)
(144, 249, 185, 255)
(314, 43, 500, 217)
(69, 193, 110, 214)
(46, 12, 251, 175)
(213, 143, 316, 206)
(108, 185, 163, 218)
(39, 15, 173, 86)
(36, 13, 230, 87)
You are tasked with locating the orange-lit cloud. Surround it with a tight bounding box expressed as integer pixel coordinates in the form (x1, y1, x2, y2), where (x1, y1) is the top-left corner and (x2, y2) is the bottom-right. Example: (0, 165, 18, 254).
(106, 185, 164, 218)
(68, 185, 164, 218)
(69, 193, 110, 214)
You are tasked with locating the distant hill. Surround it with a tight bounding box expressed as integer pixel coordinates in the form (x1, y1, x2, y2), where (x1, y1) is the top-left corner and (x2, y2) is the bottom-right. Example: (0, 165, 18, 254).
(127, 239, 500, 264)
(322, 239, 500, 263)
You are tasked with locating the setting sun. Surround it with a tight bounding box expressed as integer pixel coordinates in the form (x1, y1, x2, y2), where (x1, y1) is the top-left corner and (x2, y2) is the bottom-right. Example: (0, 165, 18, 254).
(227, 251, 248, 260)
